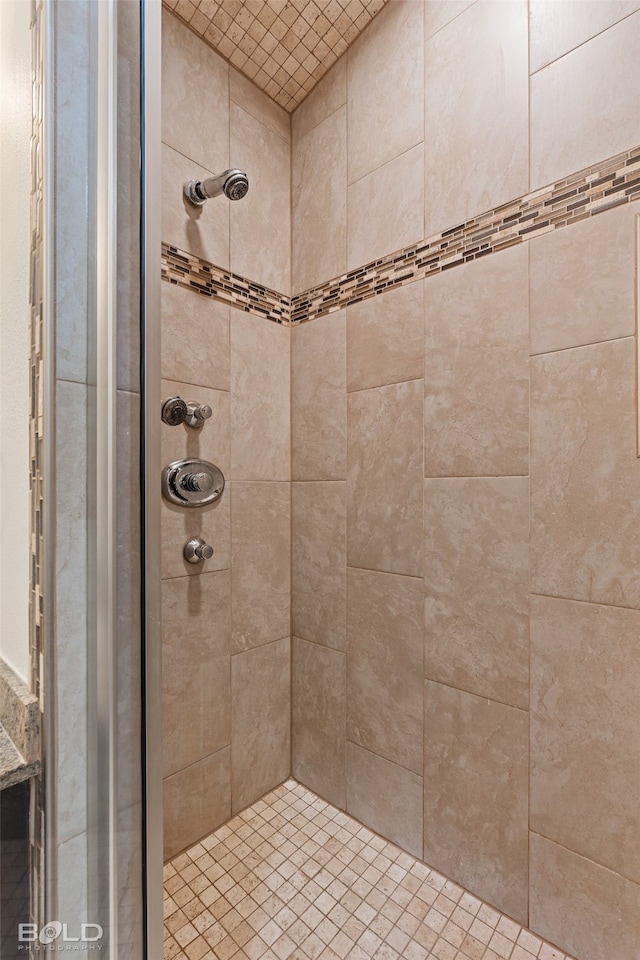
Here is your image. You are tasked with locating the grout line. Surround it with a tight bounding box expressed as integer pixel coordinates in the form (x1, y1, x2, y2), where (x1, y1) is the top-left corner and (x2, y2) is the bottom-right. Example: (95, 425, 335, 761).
(529, 591, 640, 613)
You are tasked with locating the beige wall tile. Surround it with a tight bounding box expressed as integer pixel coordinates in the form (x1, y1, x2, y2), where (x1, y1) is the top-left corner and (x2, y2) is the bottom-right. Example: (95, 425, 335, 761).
(162, 11, 229, 171)
(347, 144, 424, 270)
(424, 244, 529, 478)
(292, 482, 346, 651)
(347, 568, 423, 774)
(232, 638, 291, 813)
(161, 378, 230, 474)
(424, 0, 477, 39)
(530, 337, 640, 606)
(292, 637, 346, 809)
(347, 742, 423, 858)
(163, 746, 231, 860)
(231, 314, 290, 481)
(160, 379, 230, 579)
(530, 11, 640, 188)
(162, 142, 229, 268)
(292, 312, 346, 480)
(424, 682, 529, 924)
(230, 67, 290, 145)
(424, 477, 529, 710)
(530, 834, 640, 960)
(424, 0, 528, 236)
(347, 280, 424, 392)
(292, 109, 347, 294)
(529, 0, 640, 74)
(162, 571, 231, 778)
(161, 495, 230, 580)
(231, 482, 290, 654)
(347, 0, 424, 184)
(230, 103, 290, 292)
(292, 57, 346, 144)
(529, 203, 638, 355)
(531, 595, 640, 885)
(347, 379, 423, 577)
(161, 282, 230, 391)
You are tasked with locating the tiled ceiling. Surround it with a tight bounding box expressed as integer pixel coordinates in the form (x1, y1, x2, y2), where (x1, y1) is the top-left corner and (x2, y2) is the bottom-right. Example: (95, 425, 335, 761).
(163, 0, 389, 111)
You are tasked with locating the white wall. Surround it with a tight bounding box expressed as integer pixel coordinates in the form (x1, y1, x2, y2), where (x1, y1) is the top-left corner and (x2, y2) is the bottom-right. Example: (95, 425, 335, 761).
(0, 0, 32, 684)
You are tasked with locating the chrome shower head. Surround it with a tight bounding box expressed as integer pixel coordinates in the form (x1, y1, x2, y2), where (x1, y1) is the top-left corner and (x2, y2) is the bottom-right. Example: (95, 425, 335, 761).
(183, 168, 249, 206)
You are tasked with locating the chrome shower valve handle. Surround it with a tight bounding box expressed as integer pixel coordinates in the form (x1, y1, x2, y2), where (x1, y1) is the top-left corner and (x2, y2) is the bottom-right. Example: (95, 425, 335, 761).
(185, 401, 212, 429)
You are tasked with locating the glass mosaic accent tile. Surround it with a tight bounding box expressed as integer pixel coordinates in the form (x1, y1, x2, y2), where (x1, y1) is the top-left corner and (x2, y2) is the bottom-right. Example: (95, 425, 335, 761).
(162, 143, 640, 329)
(163, 780, 578, 960)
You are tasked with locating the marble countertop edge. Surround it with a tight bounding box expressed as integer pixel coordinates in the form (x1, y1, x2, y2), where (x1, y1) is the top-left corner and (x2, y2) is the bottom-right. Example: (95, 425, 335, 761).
(0, 723, 40, 790)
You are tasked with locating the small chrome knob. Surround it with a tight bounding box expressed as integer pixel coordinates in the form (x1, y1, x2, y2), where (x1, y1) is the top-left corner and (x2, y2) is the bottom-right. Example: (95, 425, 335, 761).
(184, 537, 214, 564)
(180, 472, 213, 493)
(186, 401, 213, 429)
(161, 396, 188, 426)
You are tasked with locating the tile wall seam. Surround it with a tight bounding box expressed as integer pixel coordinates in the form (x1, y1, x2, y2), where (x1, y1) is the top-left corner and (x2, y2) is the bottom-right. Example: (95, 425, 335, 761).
(346, 739, 424, 782)
(423, 676, 529, 717)
(529, 830, 640, 890)
(162, 142, 640, 327)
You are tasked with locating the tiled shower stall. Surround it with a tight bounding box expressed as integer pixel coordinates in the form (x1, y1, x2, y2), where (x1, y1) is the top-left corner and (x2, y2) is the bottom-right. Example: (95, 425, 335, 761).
(159, 4, 640, 960)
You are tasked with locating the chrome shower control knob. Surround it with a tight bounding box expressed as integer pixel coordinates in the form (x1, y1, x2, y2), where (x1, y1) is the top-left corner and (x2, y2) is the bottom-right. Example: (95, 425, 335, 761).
(186, 401, 213, 428)
(184, 537, 214, 564)
(181, 471, 213, 493)
(161, 396, 188, 426)
(162, 458, 225, 507)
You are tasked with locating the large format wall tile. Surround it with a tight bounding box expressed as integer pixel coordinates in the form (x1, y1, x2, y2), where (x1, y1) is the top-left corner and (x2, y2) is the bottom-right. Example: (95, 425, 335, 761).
(292, 57, 346, 145)
(292, 109, 347, 294)
(424, 0, 477, 39)
(292, 482, 346, 651)
(529, 0, 640, 73)
(230, 103, 291, 293)
(161, 282, 230, 391)
(529, 202, 638, 355)
(424, 0, 528, 235)
(291, 312, 347, 481)
(162, 142, 229, 269)
(424, 682, 529, 924)
(347, 144, 424, 270)
(163, 747, 231, 860)
(346, 742, 423, 858)
(346, 568, 423, 775)
(231, 482, 290, 654)
(292, 638, 346, 809)
(231, 314, 290, 481)
(530, 11, 640, 188)
(530, 834, 640, 960)
(347, 379, 423, 577)
(232, 638, 291, 814)
(162, 12, 229, 171)
(347, 280, 424, 393)
(530, 337, 640, 606)
(424, 244, 529, 478)
(424, 477, 529, 710)
(230, 69, 290, 146)
(160, 378, 230, 475)
(531, 596, 640, 884)
(161, 495, 230, 580)
(162, 571, 231, 778)
(347, 0, 424, 184)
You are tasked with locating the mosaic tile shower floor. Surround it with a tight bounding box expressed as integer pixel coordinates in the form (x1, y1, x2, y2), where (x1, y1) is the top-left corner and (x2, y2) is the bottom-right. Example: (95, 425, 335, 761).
(164, 781, 576, 960)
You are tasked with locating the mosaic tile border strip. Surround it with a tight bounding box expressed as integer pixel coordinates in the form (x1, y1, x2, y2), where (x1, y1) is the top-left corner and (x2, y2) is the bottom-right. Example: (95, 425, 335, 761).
(164, 780, 578, 960)
(29, 0, 46, 931)
(162, 245, 290, 323)
(162, 143, 640, 328)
